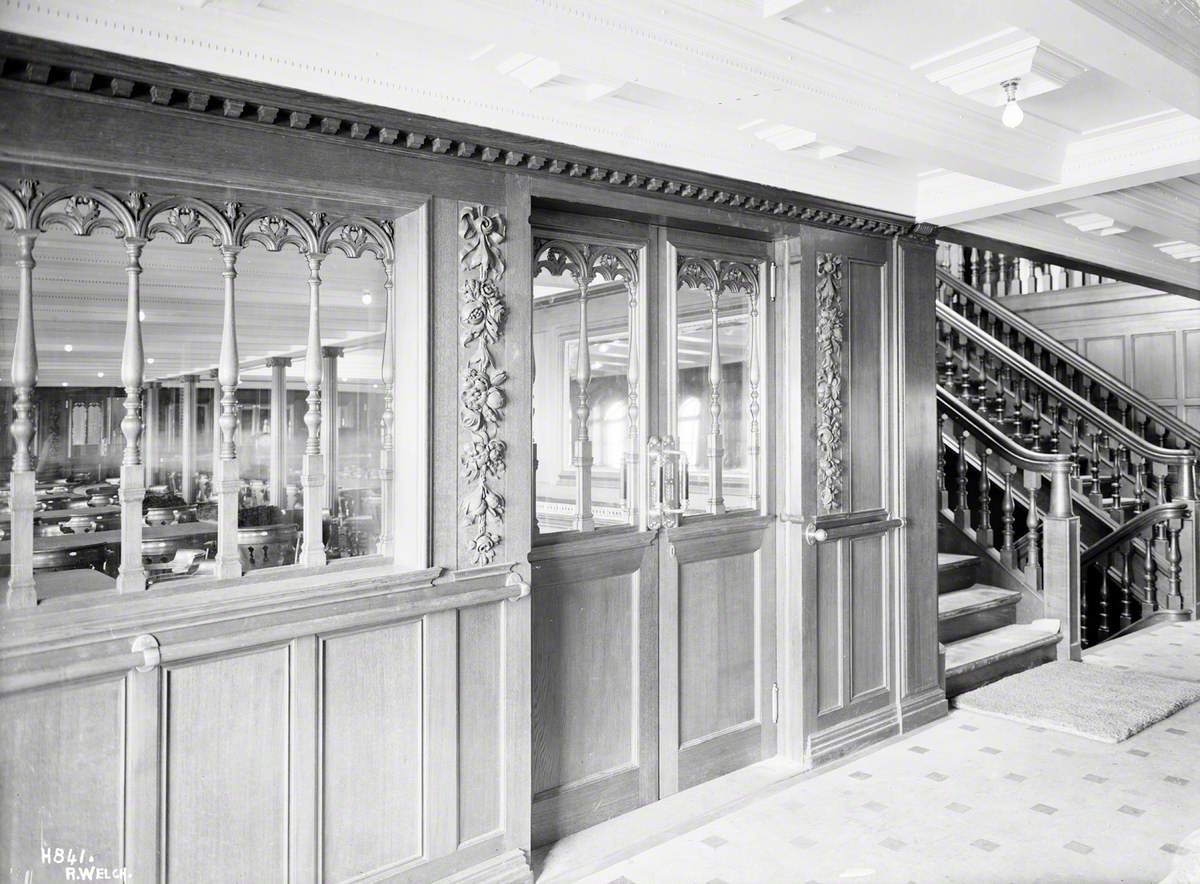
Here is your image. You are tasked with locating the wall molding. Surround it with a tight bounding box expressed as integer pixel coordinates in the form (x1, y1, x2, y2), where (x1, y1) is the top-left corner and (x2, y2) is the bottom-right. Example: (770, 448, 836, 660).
(0, 31, 915, 239)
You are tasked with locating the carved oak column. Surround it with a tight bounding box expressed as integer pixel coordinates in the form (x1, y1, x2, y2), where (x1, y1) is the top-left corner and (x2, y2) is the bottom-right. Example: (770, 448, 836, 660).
(6, 228, 38, 608)
(180, 374, 197, 503)
(377, 261, 395, 557)
(207, 367, 220, 488)
(573, 276, 594, 532)
(213, 244, 243, 579)
(321, 345, 343, 516)
(143, 381, 161, 487)
(117, 236, 148, 593)
(706, 284, 726, 514)
(266, 356, 290, 510)
(300, 251, 326, 567)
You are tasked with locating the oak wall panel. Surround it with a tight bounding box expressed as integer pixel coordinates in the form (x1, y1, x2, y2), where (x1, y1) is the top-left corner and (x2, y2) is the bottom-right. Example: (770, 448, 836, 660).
(1132, 332, 1177, 400)
(1084, 336, 1126, 382)
(0, 678, 125, 876)
(165, 648, 290, 883)
(850, 535, 887, 699)
(1185, 331, 1200, 400)
(459, 602, 504, 844)
(322, 622, 423, 881)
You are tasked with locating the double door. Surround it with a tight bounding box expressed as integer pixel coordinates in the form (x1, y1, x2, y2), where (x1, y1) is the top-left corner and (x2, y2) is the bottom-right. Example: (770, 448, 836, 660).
(529, 217, 776, 846)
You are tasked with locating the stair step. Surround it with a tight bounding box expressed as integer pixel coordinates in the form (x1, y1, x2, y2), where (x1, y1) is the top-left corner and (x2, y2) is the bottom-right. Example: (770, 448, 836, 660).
(945, 623, 1061, 698)
(938, 552, 980, 593)
(938, 585, 1021, 643)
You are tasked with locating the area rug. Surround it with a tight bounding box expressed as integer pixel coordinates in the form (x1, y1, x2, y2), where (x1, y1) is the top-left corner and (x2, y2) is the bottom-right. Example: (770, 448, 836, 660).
(952, 661, 1200, 743)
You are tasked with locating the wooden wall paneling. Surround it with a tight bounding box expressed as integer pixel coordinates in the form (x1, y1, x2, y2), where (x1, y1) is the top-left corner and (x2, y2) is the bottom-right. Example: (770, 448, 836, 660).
(1083, 335, 1127, 382)
(1132, 332, 1177, 401)
(288, 635, 318, 883)
(125, 660, 162, 880)
(1185, 331, 1200, 411)
(758, 252, 779, 760)
(0, 678, 126, 878)
(425, 609, 459, 858)
(321, 622, 424, 881)
(164, 647, 290, 882)
(895, 235, 944, 729)
(458, 602, 503, 845)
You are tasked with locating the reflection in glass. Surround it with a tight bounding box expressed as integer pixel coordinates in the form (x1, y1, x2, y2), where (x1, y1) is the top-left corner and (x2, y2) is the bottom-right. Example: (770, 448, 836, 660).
(532, 238, 639, 536)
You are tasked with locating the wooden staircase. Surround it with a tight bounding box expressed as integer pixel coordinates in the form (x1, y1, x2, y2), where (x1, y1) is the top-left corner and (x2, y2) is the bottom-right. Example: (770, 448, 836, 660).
(938, 551, 1061, 697)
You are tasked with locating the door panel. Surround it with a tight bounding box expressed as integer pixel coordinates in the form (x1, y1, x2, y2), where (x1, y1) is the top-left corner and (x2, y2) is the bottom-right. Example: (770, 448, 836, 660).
(667, 515, 771, 792)
(530, 531, 657, 847)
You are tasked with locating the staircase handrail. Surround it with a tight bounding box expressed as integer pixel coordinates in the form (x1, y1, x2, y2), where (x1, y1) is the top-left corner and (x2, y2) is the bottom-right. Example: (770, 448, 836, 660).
(936, 302, 1197, 481)
(1081, 501, 1189, 567)
(938, 386, 1074, 517)
(936, 267, 1200, 452)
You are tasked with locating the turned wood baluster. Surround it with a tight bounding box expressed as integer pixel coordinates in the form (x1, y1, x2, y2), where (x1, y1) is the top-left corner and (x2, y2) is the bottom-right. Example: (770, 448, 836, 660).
(299, 250, 327, 567)
(1135, 414, 1148, 447)
(968, 248, 981, 288)
(1134, 459, 1147, 513)
(936, 413, 948, 509)
(1117, 400, 1130, 431)
(956, 428, 971, 528)
(1025, 479, 1041, 586)
(977, 448, 993, 547)
(982, 250, 995, 295)
(1145, 525, 1159, 610)
(1167, 521, 1184, 610)
(213, 244, 243, 579)
(1031, 391, 1044, 451)
(574, 270, 596, 530)
(1070, 418, 1082, 477)
(1119, 549, 1133, 629)
(1000, 472, 1016, 567)
(1089, 432, 1102, 492)
(705, 283, 725, 515)
(625, 279, 641, 524)
(6, 228, 38, 608)
(1113, 445, 1129, 511)
(117, 236, 148, 593)
(1098, 551, 1111, 637)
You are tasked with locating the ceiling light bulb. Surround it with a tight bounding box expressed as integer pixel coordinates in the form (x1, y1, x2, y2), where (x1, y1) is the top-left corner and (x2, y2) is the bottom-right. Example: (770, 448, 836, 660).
(63, 343, 73, 352)
(361, 293, 373, 305)
(1001, 78, 1023, 128)
(61, 381, 69, 387)
(147, 357, 155, 364)
(139, 310, 146, 321)
(97, 371, 105, 378)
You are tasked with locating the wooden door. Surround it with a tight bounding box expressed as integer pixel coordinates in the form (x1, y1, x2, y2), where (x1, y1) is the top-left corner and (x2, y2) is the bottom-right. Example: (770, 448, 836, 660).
(529, 216, 776, 845)
(791, 229, 902, 763)
(655, 228, 776, 795)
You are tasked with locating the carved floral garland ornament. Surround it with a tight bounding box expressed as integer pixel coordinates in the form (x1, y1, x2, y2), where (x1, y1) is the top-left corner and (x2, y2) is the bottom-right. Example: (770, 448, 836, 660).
(815, 252, 845, 514)
(459, 206, 507, 564)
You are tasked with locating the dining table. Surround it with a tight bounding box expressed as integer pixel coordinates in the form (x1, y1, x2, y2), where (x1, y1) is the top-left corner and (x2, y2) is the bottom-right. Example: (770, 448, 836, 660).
(0, 520, 219, 566)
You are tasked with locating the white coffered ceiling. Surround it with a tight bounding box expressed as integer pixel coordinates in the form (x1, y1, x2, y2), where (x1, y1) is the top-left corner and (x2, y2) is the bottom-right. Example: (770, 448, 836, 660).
(1, 0, 1198, 287)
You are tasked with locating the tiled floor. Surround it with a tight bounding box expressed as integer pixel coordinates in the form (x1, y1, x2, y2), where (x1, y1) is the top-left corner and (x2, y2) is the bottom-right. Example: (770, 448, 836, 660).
(569, 622, 1200, 884)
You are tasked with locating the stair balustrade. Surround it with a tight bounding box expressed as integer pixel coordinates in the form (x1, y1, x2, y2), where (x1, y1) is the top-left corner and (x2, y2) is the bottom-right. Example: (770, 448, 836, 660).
(937, 241, 1115, 298)
(933, 251, 1199, 647)
(938, 387, 1081, 659)
(1080, 502, 1190, 644)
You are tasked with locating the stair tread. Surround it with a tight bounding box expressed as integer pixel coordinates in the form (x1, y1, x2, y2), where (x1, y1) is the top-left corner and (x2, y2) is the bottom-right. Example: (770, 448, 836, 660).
(945, 624, 1061, 676)
(938, 585, 1021, 620)
(938, 553, 979, 570)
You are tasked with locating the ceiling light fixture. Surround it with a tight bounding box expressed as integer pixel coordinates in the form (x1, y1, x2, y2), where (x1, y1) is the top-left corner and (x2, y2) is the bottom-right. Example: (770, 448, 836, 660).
(1001, 78, 1023, 128)
(63, 343, 73, 352)
(361, 292, 373, 305)
(147, 357, 155, 364)
(97, 371, 105, 378)
(139, 309, 146, 322)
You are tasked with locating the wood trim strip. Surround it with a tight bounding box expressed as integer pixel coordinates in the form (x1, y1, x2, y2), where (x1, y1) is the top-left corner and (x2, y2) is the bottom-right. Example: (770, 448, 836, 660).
(0, 32, 914, 239)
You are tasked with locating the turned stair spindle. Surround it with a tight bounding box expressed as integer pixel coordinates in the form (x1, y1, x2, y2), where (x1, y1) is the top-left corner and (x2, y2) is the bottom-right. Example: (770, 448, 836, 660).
(977, 447, 993, 547)
(1000, 472, 1016, 568)
(6, 228, 38, 608)
(300, 250, 327, 567)
(117, 236, 148, 593)
(213, 244, 243, 580)
(956, 428, 971, 529)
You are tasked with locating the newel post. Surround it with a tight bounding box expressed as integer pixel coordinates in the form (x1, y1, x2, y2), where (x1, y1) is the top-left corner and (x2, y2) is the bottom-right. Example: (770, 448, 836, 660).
(1041, 461, 1081, 661)
(1175, 457, 1198, 615)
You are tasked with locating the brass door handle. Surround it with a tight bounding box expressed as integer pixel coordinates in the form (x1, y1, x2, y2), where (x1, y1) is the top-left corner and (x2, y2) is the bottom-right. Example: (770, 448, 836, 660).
(804, 523, 829, 545)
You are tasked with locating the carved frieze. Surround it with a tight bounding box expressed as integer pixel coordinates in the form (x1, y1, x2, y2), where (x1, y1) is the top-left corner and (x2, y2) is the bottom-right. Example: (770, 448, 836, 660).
(815, 253, 845, 515)
(0, 39, 912, 237)
(460, 206, 508, 565)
